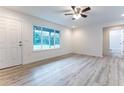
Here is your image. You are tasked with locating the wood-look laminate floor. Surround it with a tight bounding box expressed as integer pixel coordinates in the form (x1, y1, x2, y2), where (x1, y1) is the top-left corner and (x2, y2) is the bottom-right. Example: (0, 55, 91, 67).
(0, 54, 124, 86)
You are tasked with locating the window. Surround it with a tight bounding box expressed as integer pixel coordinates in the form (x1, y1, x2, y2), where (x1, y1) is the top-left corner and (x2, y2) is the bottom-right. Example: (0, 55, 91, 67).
(33, 25, 60, 50)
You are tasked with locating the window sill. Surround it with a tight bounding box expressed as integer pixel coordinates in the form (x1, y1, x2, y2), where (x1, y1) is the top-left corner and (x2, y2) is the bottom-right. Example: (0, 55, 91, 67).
(32, 47, 61, 52)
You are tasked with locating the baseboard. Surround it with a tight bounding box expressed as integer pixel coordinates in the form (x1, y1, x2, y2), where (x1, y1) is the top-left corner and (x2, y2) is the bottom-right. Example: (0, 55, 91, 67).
(23, 52, 103, 66)
(24, 52, 75, 65)
(73, 52, 103, 57)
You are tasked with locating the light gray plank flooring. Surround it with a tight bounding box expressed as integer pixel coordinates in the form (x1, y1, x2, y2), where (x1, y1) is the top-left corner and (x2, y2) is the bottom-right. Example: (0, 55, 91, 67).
(0, 54, 124, 86)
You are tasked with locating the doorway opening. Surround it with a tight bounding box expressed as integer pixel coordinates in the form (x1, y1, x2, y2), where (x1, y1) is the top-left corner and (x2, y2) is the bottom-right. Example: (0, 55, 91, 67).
(103, 27, 124, 58)
(109, 29, 124, 57)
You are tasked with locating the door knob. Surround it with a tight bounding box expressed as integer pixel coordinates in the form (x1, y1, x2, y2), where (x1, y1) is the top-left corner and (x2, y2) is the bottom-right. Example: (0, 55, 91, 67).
(19, 44, 22, 46)
(19, 41, 22, 43)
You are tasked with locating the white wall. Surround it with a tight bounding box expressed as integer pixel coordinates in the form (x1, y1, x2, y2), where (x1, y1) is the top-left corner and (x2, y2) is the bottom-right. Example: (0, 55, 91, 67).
(72, 22, 124, 57)
(72, 25, 103, 57)
(1, 7, 124, 65)
(0, 8, 72, 64)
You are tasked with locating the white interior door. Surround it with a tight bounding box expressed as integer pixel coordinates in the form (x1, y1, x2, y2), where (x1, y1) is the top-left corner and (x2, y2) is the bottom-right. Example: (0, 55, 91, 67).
(0, 17, 22, 69)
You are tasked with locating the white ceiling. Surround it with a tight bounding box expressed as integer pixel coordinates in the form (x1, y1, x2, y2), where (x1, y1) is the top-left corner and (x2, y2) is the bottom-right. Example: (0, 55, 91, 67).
(5, 6, 124, 28)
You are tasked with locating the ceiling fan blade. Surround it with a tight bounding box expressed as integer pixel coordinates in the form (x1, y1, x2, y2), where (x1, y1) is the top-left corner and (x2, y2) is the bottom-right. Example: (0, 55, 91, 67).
(64, 13, 73, 16)
(71, 6, 75, 10)
(71, 6, 76, 14)
(81, 14, 87, 18)
(82, 7, 91, 12)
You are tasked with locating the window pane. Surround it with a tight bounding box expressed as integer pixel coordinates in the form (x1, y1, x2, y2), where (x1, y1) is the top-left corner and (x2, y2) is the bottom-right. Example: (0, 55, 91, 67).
(55, 30, 60, 48)
(33, 30, 41, 50)
(42, 31, 50, 49)
(50, 30, 54, 48)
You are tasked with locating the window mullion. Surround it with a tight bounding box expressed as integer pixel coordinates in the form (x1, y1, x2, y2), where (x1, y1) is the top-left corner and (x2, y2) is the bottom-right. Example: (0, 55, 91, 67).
(41, 28, 42, 49)
(54, 30, 55, 48)
(49, 31, 50, 49)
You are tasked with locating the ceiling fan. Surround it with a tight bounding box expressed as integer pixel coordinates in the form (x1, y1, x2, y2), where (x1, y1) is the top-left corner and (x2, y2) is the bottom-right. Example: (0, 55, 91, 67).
(64, 6, 91, 20)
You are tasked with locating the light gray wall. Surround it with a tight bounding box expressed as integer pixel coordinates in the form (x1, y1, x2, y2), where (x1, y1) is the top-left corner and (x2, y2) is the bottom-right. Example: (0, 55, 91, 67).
(1, 7, 124, 65)
(72, 25, 103, 57)
(0, 8, 73, 64)
(72, 23, 124, 57)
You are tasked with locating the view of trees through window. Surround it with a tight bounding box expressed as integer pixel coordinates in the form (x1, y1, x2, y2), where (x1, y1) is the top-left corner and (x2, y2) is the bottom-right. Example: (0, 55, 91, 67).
(33, 25, 60, 50)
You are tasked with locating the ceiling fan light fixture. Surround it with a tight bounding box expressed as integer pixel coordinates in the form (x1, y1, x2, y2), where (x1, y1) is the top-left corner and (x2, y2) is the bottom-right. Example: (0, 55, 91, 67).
(64, 6, 90, 20)
(121, 13, 124, 16)
(73, 14, 81, 19)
